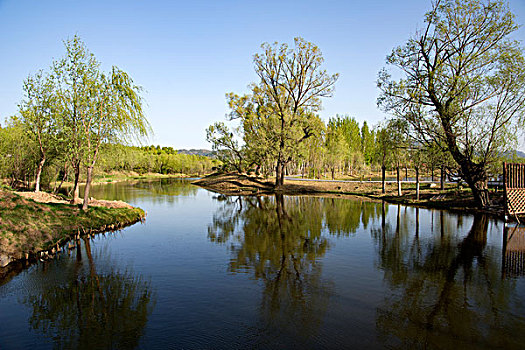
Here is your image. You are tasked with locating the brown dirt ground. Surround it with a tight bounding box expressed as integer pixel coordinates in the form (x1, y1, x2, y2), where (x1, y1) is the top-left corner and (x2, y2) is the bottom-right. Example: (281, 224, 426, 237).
(193, 173, 505, 217)
(15, 191, 133, 209)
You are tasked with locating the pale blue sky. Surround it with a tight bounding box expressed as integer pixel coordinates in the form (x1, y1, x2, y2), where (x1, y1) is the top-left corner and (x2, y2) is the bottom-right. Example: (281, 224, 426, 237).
(1, 0, 525, 149)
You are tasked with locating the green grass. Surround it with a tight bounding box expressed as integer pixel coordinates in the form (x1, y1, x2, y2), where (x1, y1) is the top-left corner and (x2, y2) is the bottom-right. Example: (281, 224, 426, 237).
(0, 190, 145, 260)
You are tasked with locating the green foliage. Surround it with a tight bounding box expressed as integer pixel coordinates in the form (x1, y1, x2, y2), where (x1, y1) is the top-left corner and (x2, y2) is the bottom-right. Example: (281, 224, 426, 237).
(325, 120, 348, 179)
(1, 35, 152, 204)
(378, 0, 525, 206)
(206, 121, 246, 172)
(0, 117, 38, 187)
(210, 37, 338, 185)
(361, 122, 375, 165)
(96, 144, 219, 175)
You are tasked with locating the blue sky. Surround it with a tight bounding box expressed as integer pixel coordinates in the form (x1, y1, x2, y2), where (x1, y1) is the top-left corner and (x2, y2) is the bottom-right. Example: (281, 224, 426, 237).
(1, 0, 525, 149)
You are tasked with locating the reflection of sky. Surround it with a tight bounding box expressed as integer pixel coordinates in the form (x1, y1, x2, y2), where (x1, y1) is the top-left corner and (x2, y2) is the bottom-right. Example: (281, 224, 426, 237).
(1, 180, 524, 349)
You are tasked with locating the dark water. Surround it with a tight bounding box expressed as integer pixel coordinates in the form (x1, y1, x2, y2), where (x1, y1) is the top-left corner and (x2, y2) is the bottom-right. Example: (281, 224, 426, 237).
(1, 179, 524, 349)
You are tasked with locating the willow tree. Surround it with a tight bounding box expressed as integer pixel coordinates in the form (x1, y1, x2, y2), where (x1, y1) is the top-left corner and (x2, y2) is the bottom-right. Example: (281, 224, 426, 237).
(51, 36, 149, 209)
(53, 36, 101, 203)
(209, 38, 336, 185)
(19, 70, 59, 192)
(252, 37, 338, 186)
(81, 67, 149, 210)
(377, 0, 525, 207)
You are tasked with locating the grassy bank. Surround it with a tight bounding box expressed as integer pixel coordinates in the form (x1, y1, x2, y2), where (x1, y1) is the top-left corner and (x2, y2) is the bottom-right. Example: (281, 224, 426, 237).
(0, 189, 145, 268)
(193, 173, 504, 218)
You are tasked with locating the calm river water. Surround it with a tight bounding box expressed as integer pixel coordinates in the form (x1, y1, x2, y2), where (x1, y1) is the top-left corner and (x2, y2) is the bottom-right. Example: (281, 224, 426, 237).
(1, 179, 525, 349)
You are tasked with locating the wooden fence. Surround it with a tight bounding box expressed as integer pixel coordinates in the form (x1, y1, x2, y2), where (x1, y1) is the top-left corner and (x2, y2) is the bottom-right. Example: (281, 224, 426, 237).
(503, 162, 525, 217)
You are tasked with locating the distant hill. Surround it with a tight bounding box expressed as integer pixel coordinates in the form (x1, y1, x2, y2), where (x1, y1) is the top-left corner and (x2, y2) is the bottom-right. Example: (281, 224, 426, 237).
(177, 149, 215, 158)
(504, 150, 525, 160)
(515, 150, 525, 159)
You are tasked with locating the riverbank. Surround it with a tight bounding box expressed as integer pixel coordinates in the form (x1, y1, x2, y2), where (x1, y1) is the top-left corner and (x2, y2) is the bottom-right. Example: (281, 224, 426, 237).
(192, 173, 505, 218)
(0, 189, 145, 269)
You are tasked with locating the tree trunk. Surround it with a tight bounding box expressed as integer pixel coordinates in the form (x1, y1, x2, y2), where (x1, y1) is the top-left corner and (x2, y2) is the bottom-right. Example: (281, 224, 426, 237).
(275, 162, 283, 187)
(381, 165, 386, 194)
(415, 166, 420, 201)
(82, 166, 94, 211)
(397, 166, 402, 196)
(440, 113, 490, 207)
(54, 163, 68, 194)
(462, 166, 490, 208)
(331, 167, 335, 180)
(456, 161, 490, 208)
(34, 156, 46, 193)
(440, 166, 445, 190)
(405, 167, 408, 181)
(431, 165, 434, 182)
(280, 163, 285, 185)
(71, 161, 81, 204)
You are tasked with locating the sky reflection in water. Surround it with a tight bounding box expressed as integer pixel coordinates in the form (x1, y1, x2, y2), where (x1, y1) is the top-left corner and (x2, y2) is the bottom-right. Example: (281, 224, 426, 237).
(0, 179, 524, 349)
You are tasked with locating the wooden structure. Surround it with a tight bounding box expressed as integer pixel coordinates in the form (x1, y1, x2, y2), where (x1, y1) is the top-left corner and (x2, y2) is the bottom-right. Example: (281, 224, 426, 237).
(503, 162, 525, 220)
(502, 226, 525, 278)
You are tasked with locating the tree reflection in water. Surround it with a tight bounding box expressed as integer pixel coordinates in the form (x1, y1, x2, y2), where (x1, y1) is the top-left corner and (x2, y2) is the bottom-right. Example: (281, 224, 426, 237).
(24, 237, 155, 349)
(209, 194, 330, 344)
(85, 178, 198, 204)
(208, 194, 383, 345)
(207, 194, 525, 348)
(374, 208, 525, 349)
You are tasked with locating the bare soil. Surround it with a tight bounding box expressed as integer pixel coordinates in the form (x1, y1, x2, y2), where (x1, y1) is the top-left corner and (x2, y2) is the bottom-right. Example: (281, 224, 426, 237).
(15, 191, 133, 209)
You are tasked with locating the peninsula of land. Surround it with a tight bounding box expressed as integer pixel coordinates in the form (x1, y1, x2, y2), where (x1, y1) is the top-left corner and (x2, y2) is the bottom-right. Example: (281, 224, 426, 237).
(193, 173, 505, 218)
(0, 189, 145, 270)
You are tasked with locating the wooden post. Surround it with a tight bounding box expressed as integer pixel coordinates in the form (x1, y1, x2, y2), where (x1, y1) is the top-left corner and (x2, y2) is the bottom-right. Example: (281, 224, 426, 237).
(381, 165, 386, 194)
(397, 166, 402, 196)
(415, 166, 420, 201)
(503, 162, 507, 217)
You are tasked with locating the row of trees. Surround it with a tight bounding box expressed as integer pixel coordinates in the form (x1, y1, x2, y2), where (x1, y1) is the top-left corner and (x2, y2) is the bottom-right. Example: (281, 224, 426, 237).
(208, 0, 525, 208)
(97, 145, 219, 175)
(1, 36, 150, 209)
(210, 108, 455, 173)
(0, 121, 218, 193)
